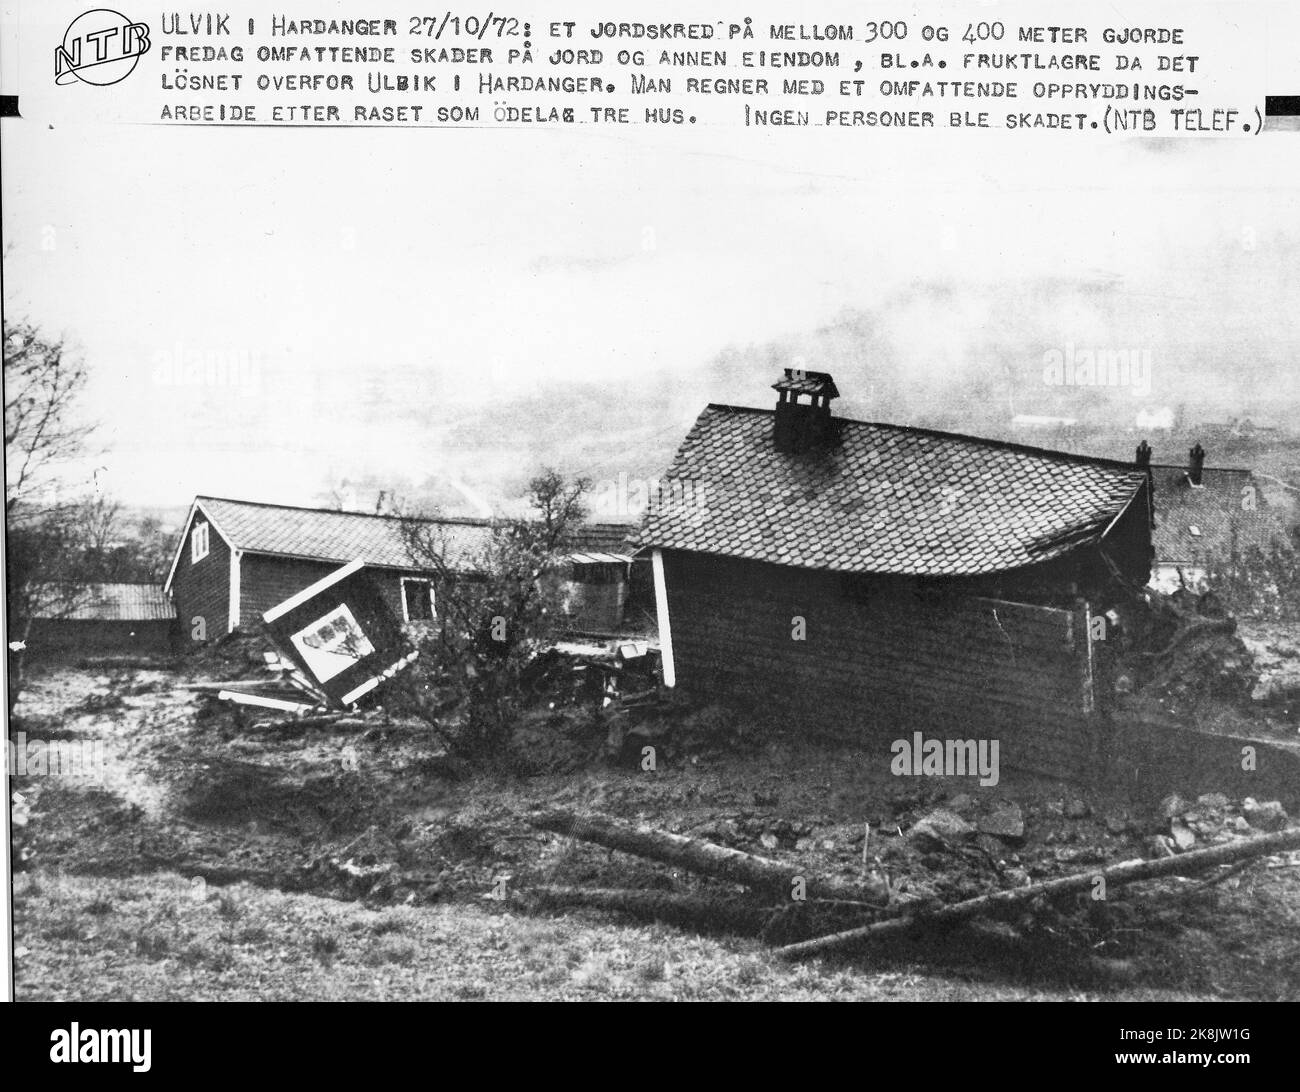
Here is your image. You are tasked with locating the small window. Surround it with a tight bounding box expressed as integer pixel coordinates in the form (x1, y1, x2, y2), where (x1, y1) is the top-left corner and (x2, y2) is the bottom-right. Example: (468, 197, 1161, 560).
(402, 578, 434, 622)
(190, 521, 210, 563)
(1189, 525, 1202, 537)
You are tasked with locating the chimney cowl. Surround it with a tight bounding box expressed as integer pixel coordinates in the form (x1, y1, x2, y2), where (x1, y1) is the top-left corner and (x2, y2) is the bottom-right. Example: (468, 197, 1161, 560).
(1135, 439, 1152, 468)
(772, 368, 840, 454)
(1188, 442, 1206, 486)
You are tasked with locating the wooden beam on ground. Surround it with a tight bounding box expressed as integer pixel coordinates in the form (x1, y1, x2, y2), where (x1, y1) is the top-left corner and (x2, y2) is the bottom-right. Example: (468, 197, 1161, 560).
(531, 809, 888, 905)
(776, 826, 1300, 961)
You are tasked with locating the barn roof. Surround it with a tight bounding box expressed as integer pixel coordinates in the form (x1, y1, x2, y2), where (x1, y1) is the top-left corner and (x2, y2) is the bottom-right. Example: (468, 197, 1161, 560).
(567, 522, 639, 555)
(34, 583, 174, 622)
(165, 497, 495, 592)
(1149, 464, 1290, 564)
(639, 404, 1150, 577)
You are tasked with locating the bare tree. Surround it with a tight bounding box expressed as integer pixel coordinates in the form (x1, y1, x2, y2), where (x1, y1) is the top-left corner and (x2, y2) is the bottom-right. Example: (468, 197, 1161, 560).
(4, 319, 97, 712)
(5, 320, 92, 520)
(394, 468, 590, 764)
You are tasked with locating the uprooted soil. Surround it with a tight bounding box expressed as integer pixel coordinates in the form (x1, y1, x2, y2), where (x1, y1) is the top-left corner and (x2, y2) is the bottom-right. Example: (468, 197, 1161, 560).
(10, 656, 1300, 1001)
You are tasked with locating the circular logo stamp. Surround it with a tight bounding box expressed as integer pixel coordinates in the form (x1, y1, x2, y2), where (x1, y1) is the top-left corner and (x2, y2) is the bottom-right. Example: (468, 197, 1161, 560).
(55, 9, 151, 86)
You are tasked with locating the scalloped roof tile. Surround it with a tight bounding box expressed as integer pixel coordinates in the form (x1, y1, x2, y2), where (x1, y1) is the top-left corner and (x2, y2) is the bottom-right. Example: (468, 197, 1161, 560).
(639, 405, 1149, 577)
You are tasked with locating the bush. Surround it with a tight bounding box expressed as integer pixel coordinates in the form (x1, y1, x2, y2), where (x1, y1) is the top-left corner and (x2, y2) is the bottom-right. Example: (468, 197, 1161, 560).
(1205, 526, 1300, 621)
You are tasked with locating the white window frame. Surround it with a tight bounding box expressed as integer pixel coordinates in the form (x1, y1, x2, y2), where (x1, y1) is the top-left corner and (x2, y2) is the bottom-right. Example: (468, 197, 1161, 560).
(400, 577, 435, 622)
(190, 521, 210, 563)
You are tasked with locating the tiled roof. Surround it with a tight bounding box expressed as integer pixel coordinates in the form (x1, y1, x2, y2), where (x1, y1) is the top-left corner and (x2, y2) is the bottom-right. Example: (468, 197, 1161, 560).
(639, 405, 1149, 577)
(196, 497, 494, 573)
(35, 583, 174, 621)
(1150, 465, 1290, 564)
(568, 522, 639, 554)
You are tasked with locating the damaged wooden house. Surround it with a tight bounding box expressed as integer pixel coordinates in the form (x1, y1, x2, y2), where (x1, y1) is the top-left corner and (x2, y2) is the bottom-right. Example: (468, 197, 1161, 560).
(164, 496, 495, 641)
(638, 369, 1156, 779)
(164, 496, 654, 647)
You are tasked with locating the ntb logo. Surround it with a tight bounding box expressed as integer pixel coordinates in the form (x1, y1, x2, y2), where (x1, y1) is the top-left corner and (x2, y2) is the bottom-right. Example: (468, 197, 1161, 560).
(55, 9, 151, 86)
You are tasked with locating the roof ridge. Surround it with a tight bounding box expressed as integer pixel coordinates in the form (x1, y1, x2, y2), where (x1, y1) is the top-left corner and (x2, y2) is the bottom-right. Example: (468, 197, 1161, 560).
(195, 494, 494, 526)
(1149, 463, 1252, 475)
(700, 404, 1147, 474)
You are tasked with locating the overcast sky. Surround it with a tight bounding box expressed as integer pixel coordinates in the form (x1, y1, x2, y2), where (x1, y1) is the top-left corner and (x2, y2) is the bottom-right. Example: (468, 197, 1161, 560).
(5, 0, 1299, 512)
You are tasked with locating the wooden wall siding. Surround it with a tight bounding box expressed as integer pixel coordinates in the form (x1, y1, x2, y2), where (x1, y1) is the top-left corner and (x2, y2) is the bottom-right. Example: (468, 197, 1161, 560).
(170, 511, 231, 642)
(562, 579, 628, 634)
(239, 556, 408, 625)
(28, 619, 179, 657)
(663, 550, 1098, 781)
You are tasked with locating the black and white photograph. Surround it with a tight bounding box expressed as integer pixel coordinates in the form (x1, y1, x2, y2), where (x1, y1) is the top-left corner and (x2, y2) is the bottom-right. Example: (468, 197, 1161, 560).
(2, 0, 1299, 1037)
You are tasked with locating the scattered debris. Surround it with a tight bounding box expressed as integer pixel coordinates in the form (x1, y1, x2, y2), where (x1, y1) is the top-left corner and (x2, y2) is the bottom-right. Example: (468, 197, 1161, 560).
(777, 827, 1300, 961)
(908, 809, 976, 851)
(219, 560, 418, 714)
(977, 803, 1025, 844)
(1243, 798, 1289, 832)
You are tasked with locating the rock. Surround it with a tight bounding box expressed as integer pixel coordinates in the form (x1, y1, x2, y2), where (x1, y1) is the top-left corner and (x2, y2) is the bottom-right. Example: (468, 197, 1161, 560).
(794, 837, 815, 852)
(1104, 815, 1129, 837)
(1055, 846, 1105, 864)
(1231, 816, 1251, 834)
(1252, 675, 1300, 707)
(1159, 793, 1188, 819)
(973, 833, 1007, 860)
(946, 793, 977, 816)
(908, 808, 975, 851)
(1196, 792, 1230, 810)
(1147, 834, 1176, 858)
(1243, 799, 1289, 832)
(1063, 798, 1091, 820)
(977, 802, 1025, 843)
(759, 832, 780, 850)
(1169, 821, 1197, 852)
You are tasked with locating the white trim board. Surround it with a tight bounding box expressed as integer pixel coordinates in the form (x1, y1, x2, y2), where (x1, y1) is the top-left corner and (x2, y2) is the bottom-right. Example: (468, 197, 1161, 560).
(228, 549, 242, 632)
(262, 558, 366, 624)
(651, 548, 676, 689)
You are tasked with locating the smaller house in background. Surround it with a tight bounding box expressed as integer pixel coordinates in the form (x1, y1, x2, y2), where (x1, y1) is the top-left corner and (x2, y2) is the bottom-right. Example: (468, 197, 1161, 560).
(28, 583, 179, 657)
(164, 496, 494, 644)
(559, 523, 654, 636)
(1140, 442, 1292, 594)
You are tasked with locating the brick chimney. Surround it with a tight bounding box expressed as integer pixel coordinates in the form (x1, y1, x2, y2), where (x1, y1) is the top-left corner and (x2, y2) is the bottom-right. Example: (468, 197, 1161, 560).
(1188, 442, 1206, 486)
(772, 369, 840, 454)
(1135, 440, 1152, 468)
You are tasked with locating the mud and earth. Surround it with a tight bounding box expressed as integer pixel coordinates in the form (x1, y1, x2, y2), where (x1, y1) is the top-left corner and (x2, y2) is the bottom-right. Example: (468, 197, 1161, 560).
(10, 623, 1300, 1001)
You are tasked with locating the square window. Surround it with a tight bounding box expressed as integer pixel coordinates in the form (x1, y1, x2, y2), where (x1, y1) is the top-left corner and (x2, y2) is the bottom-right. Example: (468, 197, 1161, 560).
(402, 579, 434, 622)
